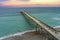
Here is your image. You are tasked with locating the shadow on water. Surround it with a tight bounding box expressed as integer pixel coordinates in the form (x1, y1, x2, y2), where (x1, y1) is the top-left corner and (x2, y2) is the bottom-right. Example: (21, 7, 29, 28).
(21, 13, 39, 30)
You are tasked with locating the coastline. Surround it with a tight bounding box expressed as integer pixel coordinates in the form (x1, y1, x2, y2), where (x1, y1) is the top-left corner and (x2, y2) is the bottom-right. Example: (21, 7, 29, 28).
(0, 27, 60, 40)
(0, 30, 36, 40)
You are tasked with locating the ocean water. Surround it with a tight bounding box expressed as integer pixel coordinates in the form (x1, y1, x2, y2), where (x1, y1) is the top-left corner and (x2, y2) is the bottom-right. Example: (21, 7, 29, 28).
(0, 7, 60, 37)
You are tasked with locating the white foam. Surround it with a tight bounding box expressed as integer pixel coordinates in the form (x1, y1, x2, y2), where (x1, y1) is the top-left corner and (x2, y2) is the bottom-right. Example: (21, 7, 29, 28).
(53, 17, 60, 20)
(0, 30, 35, 40)
(54, 25, 60, 28)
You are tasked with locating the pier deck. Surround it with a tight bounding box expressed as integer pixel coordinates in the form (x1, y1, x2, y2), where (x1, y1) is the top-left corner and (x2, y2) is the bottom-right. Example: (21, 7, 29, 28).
(20, 10, 60, 40)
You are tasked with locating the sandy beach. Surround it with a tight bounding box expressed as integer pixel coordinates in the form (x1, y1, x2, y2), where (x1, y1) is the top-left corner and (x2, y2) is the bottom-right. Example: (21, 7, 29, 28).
(0, 28, 60, 40)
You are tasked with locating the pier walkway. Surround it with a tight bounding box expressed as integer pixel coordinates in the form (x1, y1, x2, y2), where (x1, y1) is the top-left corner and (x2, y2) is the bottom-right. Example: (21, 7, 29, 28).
(20, 10, 60, 40)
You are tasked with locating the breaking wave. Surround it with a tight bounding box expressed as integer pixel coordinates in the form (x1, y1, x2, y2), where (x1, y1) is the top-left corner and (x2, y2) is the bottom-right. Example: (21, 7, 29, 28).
(54, 25, 60, 28)
(53, 17, 60, 20)
(0, 30, 35, 40)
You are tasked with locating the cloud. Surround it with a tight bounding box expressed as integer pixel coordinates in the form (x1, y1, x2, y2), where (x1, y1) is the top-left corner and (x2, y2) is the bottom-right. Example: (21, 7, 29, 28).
(0, 0, 9, 2)
(17, 0, 30, 2)
(0, 3, 3, 5)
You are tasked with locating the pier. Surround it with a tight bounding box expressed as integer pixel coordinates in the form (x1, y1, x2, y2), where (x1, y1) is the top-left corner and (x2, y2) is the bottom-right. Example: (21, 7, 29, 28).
(20, 10, 60, 40)
(0, 10, 60, 40)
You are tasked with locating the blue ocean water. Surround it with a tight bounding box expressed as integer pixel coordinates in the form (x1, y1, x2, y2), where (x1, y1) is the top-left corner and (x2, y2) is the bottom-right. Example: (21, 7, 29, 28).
(0, 7, 60, 37)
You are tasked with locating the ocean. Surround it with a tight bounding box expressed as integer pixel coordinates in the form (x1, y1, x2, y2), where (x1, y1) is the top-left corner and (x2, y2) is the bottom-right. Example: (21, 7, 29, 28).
(0, 7, 60, 37)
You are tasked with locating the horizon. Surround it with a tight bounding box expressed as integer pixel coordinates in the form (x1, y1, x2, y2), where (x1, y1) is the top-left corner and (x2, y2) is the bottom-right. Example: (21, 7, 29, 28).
(0, 6, 60, 8)
(0, 0, 60, 7)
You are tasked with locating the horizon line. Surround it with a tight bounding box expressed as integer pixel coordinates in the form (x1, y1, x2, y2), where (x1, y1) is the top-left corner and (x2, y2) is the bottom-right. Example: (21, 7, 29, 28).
(0, 6, 60, 8)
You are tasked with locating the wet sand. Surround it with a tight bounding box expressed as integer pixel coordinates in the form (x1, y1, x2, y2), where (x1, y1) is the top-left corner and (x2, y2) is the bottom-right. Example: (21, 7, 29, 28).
(0, 28, 60, 40)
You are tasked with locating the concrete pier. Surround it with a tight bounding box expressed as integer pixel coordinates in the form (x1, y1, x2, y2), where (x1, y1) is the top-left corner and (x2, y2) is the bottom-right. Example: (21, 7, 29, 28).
(20, 10, 60, 40)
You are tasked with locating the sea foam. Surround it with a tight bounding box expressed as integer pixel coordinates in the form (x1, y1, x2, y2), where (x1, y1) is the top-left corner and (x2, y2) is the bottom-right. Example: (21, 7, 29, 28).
(53, 17, 60, 20)
(54, 25, 60, 28)
(0, 30, 35, 40)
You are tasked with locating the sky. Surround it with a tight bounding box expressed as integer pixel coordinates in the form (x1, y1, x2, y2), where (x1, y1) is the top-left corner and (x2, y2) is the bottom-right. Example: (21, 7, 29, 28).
(0, 0, 60, 7)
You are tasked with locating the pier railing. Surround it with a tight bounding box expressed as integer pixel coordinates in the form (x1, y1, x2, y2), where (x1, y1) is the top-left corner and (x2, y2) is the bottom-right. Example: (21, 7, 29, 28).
(20, 10, 58, 32)
(20, 10, 59, 40)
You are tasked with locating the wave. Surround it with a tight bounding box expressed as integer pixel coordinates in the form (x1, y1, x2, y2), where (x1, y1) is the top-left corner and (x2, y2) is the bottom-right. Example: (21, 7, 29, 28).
(54, 25, 60, 28)
(0, 30, 35, 40)
(53, 17, 60, 20)
(0, 26, 60, 40)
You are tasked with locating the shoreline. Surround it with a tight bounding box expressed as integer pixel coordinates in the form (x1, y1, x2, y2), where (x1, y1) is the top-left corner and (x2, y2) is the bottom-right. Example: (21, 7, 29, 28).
(0, 30, 36, 40)
(0, 27, 60, 40)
